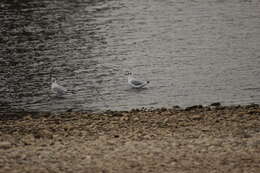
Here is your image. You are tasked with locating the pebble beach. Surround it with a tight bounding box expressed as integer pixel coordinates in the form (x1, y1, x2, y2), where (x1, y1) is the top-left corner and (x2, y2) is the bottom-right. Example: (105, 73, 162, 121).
(0, 104, 259, 173)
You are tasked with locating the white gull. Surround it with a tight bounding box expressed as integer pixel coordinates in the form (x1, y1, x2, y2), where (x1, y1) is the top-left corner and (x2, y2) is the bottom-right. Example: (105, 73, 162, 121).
(127, 72, 150, 89)
(51, 77, 67, 96)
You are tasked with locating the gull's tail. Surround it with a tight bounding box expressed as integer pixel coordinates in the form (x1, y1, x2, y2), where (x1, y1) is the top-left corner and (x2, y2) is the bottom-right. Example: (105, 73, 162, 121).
(67, 89, 76, 94)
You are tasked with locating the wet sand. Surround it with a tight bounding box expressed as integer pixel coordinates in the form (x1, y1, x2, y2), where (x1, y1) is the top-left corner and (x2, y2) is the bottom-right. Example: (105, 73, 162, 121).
(0, 104, 260, 173)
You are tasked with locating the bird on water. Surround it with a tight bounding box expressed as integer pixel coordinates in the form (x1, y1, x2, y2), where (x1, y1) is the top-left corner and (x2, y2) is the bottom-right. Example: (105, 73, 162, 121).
(51, 77, 67, 96)
(127, 72, 150, 89)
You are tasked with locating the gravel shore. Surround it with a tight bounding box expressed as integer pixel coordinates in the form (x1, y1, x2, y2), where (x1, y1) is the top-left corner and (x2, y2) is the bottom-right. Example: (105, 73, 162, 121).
(0, 104, 260, 173)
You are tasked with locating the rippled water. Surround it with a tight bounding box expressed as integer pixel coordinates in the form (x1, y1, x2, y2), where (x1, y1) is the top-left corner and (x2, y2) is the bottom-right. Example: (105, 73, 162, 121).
(0, 0, 260, 112)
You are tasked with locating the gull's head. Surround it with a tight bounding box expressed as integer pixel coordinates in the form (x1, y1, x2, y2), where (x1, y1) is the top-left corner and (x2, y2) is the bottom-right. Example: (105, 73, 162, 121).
(126, 72, 132, 76)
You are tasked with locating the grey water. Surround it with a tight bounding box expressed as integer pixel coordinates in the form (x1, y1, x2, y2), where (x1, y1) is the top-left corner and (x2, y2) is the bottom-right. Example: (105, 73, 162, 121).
(0, 0, 259, 113)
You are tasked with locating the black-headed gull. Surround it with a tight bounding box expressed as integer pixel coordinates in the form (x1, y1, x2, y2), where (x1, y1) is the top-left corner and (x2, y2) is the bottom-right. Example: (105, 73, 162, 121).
(51, 77, 67, 96)
(127, 72, 150, 88)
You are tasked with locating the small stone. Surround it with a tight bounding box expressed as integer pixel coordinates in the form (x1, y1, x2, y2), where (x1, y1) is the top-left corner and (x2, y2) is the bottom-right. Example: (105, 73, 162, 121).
(160, 107, 167, 112)
(35, 129, 53, 139)
(23, 115, 32, 120)
(210, 102, 221, 107)
(192, 114, 203, 120)
(22, 135, 35, 145)
(133, 117, 139, 121)
(163, 118, 169, 124)
(120, 116, 129, 121)
(185, 105, 203, 111)
(173, 105, 181, 109)
(0, 141, 12, 149)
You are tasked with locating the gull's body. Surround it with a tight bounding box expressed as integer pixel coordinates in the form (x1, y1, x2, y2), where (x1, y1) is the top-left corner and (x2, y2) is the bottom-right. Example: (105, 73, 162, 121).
(127, 72, 149, 88)
(51, 78, 67, 96)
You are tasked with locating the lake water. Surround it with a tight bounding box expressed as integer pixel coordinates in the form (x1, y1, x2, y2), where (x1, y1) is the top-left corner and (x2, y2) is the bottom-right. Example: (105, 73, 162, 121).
(0, 0, 260, 113)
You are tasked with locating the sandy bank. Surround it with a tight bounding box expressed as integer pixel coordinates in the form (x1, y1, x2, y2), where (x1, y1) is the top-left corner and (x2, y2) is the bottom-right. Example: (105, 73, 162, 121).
(0, 104, 260, 173)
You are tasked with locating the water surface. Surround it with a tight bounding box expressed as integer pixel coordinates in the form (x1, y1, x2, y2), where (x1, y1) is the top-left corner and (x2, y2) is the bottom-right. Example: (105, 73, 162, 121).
(0, 0, 260, 112)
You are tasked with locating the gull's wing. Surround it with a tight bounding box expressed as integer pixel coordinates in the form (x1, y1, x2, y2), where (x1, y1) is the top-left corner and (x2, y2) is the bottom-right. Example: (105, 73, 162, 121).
(52, 83, 67, 95)
(130, 79, 145, 86)
(57, 84, 67, 92)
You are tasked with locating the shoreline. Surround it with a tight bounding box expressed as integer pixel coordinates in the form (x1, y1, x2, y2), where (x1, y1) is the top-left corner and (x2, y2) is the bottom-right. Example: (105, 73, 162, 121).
(1, 102, 259, 119)
(0, 104, 260, 172)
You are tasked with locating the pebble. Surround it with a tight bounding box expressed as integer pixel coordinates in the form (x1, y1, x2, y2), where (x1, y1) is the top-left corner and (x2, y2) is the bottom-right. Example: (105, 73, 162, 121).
(0, 141, 12, 149)
(133, 117, 139, 121)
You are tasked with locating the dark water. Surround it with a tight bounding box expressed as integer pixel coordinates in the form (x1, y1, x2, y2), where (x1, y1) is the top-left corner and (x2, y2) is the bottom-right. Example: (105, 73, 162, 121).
(0, 0, 260, 112)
